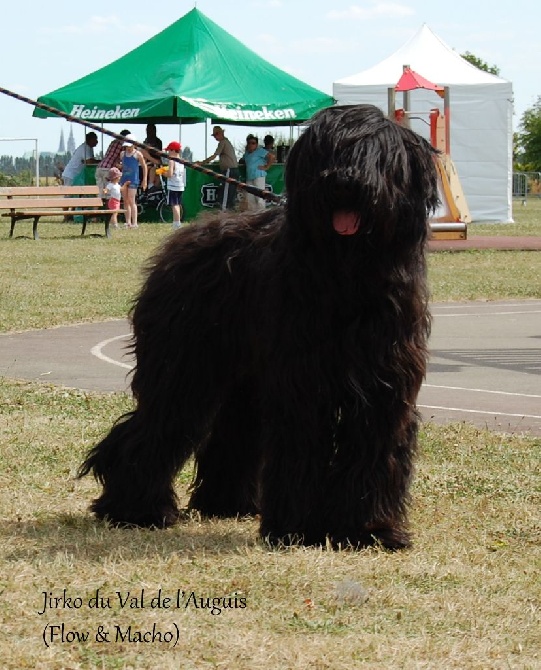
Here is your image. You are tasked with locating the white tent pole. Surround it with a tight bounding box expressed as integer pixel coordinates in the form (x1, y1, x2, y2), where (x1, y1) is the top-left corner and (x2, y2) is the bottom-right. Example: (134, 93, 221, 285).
(444, 87, 451, 155)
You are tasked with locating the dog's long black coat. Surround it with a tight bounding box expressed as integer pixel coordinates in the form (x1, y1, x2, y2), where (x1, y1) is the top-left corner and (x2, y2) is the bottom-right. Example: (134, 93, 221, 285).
(79, 104, 439, 549)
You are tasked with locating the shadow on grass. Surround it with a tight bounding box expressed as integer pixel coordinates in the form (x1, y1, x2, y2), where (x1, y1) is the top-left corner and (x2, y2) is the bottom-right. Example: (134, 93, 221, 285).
(3, 233, 111, 242)
(0, 512, 261, 562)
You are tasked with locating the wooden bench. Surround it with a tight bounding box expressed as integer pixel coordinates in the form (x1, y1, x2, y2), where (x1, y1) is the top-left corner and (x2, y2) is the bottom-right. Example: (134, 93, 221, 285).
(0, 185, 124, 239)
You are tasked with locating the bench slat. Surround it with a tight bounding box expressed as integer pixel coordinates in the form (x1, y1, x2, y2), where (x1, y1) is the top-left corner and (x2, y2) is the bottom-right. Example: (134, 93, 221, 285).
(2, 209, 124, 217)
(0, 197, 105, 209)
(0, 186, 98, 196)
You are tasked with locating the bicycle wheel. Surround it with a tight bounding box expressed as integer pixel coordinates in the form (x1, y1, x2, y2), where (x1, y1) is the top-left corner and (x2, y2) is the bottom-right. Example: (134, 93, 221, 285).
(158, 198, 180, 224)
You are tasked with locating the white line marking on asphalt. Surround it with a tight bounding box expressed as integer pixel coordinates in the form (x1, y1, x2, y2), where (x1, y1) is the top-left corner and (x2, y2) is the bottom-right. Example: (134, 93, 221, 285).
(423, 383, 541, 399)
(433, 310, 541, 317)
(419, 404, 541, 420)
(90, 334, 133, 370)
(432, 302, 541, 310)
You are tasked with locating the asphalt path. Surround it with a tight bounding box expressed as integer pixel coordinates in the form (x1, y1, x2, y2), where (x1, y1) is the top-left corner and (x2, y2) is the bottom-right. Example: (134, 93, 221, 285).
(1, 300, 540, 436)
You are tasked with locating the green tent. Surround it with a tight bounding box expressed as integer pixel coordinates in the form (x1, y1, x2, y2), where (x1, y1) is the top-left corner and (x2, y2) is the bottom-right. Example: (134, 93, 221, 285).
(33, 8, 334, 125)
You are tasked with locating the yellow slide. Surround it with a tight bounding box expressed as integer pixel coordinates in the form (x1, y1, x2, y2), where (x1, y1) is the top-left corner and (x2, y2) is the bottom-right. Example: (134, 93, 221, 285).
(430, 155, 470, 239)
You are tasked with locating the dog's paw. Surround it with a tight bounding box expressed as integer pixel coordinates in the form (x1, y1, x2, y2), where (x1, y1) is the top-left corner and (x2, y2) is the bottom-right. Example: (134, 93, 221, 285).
(89, 499, 180, 529)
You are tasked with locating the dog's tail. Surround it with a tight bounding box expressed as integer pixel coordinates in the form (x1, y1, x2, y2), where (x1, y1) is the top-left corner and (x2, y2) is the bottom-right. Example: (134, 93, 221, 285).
(77, 411, 135, 482)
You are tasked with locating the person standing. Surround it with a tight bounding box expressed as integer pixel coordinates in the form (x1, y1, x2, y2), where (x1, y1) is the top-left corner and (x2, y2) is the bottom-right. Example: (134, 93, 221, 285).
(243, 135, 273, 212)
(164, 141, 185, 230)
(103, 167, 122, 229)
(200, 126, 239, 210)
(119, 135, 147, 229)
(62, 132, 99, 185)
(263, 134, 276, 159)
(95, 129, 131, 199)
(141, 123, 163, 189)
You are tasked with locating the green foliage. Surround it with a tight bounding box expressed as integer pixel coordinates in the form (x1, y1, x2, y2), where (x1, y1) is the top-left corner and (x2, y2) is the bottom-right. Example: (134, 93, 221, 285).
(0, 152, 68, 178)
(515, 96, 541, 171)
(460, 51, 500, 75)
(272, 132, 295, 147)
(0, 170, 35, 186)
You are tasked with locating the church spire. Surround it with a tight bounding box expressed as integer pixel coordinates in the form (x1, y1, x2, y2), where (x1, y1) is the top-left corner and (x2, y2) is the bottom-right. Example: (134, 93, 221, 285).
(57, 128, 66, 154)
(67, 125, 76, 154)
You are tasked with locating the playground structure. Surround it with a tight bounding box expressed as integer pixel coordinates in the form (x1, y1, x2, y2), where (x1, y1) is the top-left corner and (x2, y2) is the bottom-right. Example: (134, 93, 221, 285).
(389, 66, 470, 240)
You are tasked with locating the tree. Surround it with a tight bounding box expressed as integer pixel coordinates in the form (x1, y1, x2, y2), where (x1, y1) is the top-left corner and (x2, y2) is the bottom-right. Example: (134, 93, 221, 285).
(515, 97, 541, 171)
(460, 51, 500, 76)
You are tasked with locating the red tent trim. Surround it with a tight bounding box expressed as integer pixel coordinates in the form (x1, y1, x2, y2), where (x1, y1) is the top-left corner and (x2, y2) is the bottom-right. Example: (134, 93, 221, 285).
(395, 67, 444, 94)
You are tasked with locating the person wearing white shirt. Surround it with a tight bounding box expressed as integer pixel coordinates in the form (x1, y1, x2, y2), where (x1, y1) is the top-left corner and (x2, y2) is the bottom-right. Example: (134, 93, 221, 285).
(164, 141, 185, 230)
(62, 132, 99, 185)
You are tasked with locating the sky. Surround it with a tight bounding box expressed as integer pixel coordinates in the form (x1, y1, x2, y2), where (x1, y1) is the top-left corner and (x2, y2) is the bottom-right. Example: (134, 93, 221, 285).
(1, 0, 540, 161)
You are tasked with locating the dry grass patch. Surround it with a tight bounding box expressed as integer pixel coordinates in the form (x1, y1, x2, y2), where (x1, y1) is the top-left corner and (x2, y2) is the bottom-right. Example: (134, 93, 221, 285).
(0, 222, 168, 332)
(427, 249, 541, 300)
(1, 379, 539, 669)
(473, 198, 541, 236)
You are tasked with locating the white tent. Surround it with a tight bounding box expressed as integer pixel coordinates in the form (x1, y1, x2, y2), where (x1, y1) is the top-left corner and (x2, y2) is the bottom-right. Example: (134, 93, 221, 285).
(333, 24, 513, 223)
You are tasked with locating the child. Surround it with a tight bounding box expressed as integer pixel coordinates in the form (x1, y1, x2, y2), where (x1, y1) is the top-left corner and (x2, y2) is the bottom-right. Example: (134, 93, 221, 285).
(164, 141, 185, 229)
(103, 167, 122, 228)
(119, 135, 147, 229)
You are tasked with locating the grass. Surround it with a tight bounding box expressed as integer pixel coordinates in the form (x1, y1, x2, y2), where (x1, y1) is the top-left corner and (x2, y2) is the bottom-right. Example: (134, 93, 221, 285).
(0, 381, 539, 669)
(427, 249, 541, 300)
(473, 197, 541, 236)
(0, 199, 540, 668)
(427, 198, 541, 301)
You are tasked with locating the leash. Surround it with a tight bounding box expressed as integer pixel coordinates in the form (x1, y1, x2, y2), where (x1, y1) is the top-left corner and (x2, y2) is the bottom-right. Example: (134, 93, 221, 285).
(0, 85, 282, 204)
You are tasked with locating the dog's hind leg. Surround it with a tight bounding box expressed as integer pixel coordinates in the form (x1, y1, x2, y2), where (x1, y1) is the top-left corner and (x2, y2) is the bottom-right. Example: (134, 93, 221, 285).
(78, 407, 196, 527)
(188, 379, 261, 518)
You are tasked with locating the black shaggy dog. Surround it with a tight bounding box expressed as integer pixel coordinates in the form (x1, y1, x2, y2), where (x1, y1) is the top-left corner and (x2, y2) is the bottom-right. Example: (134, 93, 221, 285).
(79, 104, 439, 549)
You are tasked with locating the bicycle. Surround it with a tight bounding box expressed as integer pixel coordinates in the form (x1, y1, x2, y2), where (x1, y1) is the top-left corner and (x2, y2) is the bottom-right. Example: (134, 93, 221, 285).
(135, 174, 176, 224)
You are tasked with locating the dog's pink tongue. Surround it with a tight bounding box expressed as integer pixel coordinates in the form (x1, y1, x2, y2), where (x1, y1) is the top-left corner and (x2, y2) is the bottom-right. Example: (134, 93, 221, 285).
(333, 211, 360, 235)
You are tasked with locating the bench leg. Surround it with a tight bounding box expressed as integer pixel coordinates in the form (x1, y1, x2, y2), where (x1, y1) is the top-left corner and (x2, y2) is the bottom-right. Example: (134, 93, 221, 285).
(105, 219, 111, 238)
(9, 217, 15, 238)
(33, 217, 40, 240)
(81, 219, 87, 236)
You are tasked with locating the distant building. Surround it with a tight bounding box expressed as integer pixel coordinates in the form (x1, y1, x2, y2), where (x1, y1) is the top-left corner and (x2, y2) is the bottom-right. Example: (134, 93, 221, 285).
(57, 128, 66, 154)
(67, 125, 76, 154)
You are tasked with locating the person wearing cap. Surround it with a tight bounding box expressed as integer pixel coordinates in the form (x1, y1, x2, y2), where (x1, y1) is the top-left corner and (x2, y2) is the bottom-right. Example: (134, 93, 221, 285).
(95, 129, 131, 199)
(62, 132, 99, 186)
(120, 135, 147, 229)
(199, 125, 239, 210)
(103, 167, 122, 229)
(164, 141, 185, 230)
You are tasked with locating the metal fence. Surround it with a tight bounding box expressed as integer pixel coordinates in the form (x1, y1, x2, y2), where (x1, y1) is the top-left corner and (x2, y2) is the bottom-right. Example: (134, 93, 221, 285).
(513, 171, 541, 200)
